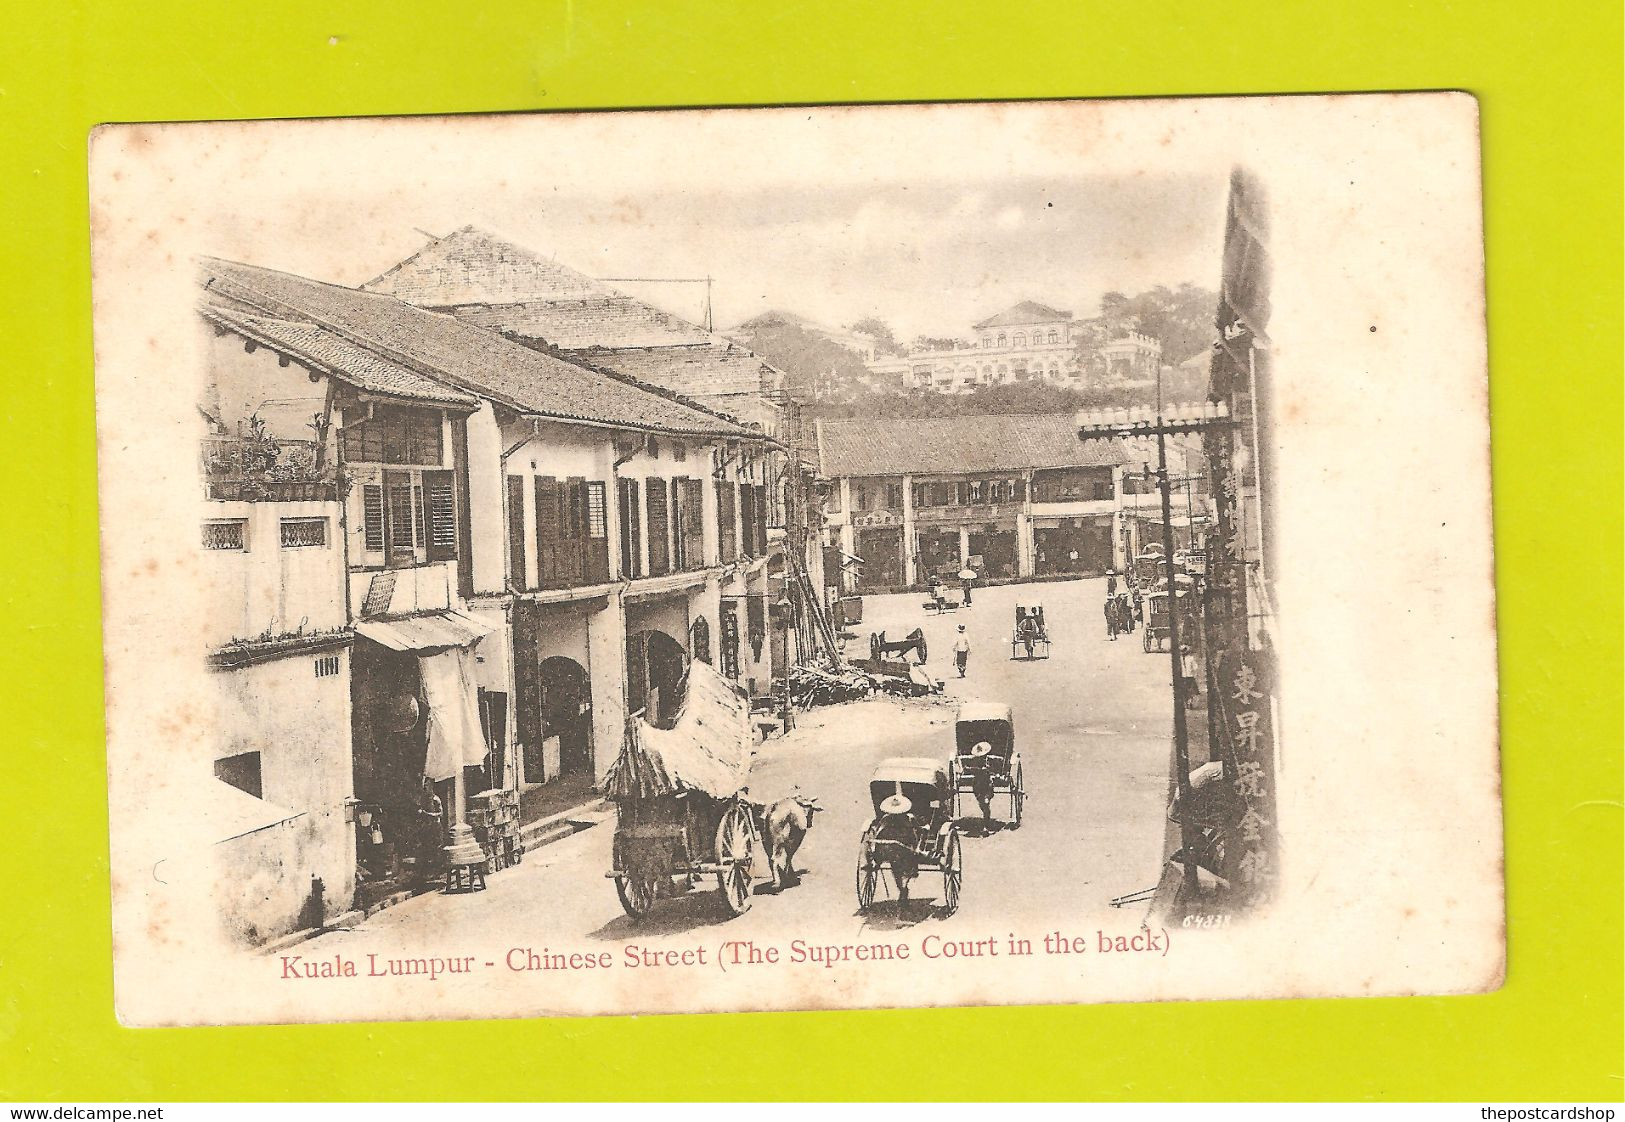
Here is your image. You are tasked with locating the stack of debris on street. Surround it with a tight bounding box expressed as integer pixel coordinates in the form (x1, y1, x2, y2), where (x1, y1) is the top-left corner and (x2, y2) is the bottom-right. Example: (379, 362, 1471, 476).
(789, 657, 942, 709)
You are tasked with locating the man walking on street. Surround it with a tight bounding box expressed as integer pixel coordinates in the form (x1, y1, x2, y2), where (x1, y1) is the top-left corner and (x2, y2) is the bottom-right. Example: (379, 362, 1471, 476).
(953, 624, 971, 678)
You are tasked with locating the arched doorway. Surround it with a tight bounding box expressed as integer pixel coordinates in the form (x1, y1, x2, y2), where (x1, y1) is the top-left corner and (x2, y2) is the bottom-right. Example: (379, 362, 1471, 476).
(625, 629, 689, 729)
(538, 656, 591, 779)
(690, 616, 712, 665)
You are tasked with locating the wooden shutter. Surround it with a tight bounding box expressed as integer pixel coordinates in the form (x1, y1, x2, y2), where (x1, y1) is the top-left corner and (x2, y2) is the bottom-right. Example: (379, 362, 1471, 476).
(645, 477, 670, 576)
(506, 476, 527, 588)
(384, 470, 416, 568)
(585, 481, 609, 583)
(738, 485, 756, 556)
(717, 482, 737, 563)
(361, 484, 385, 552)
(754, 484, 768, 555)
(534, 476, 561, 587)
(619, 478, 641, 579)
(423, 469, 457, 561)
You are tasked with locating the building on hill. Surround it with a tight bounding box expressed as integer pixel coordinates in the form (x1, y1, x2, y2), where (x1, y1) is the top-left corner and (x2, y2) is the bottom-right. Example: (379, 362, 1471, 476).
(863, 299, 1163, 395)
(814, 413, 1131, 592)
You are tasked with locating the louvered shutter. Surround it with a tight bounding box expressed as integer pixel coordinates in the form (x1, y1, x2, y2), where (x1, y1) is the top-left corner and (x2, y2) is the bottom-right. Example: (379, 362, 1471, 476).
(507, 476, 528, 588)
(424, 470, 457, 561)
(535, 476, 561, 587)
(645, 477, 670, 576)
(361, 484, 385, 552)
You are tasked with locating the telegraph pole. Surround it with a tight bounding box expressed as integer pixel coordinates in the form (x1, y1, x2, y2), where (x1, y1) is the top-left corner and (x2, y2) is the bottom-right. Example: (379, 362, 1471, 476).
(1077, 396, 1237, 900)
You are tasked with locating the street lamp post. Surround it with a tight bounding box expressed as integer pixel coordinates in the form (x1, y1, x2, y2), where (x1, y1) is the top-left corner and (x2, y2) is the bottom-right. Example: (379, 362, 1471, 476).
(1077, 398, 1238, 902)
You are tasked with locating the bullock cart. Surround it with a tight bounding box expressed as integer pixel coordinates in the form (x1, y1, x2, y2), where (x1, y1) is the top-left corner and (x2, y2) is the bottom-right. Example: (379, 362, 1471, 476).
(602, 661, 766, 921)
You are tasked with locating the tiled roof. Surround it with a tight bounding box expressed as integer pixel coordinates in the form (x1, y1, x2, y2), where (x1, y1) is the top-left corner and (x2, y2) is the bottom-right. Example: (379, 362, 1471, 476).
(816, 413, 1127, 478)
(455, 296, 711, 349)
(583, 343, 782, 400)
(199, 257, 758, 439)
(972, 301, 1075, 330)
(200, 304, 481, 409)
(364, 226, 605, 305)
(365, 226, 713, 347)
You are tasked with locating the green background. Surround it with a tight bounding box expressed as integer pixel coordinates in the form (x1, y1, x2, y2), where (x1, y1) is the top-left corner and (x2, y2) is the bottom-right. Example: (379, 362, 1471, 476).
(2, 0, 1619, 1102)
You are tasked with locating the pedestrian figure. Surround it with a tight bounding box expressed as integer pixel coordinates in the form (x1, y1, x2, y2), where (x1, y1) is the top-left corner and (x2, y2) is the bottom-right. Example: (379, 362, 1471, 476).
(953, 624, 971, 678)
(1106, 569, 1119, 597)
(1118, 592, 1135, 633)
(961, 575, 973, 606)
(1179, 644, 1201, 709)
(1105, 596, 1119, 640)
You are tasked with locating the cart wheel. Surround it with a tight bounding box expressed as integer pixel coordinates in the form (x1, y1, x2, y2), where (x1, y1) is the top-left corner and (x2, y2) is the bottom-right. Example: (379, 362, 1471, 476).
(1009, 759, 1024, 829)
(1142, 628, 1153, 653)
(615, 872, 658, 921)
(855, 842, 878, 912)
(714, 803, 754, 917)
(939, 831, 963, 916)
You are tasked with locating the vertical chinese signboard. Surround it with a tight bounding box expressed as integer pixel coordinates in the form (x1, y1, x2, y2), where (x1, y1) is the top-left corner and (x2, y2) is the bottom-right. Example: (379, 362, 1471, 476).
(1201, 166, 1280, 915)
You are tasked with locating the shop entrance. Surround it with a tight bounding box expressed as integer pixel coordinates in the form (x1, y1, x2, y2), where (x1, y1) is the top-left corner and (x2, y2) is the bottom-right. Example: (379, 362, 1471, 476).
(1034, 518, 1113, 576)
(626, 628, 690, 729)
(915, 527, 962, 586)
(538, 656, 591, 779)
(855, 527, 904, 591)
(968, 526, 1018, 580)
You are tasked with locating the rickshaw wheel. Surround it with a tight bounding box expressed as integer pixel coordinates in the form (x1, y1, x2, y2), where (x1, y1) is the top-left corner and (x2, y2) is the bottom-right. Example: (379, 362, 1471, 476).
(1009, 760, 1024, 829)
(615, 872, 658, 921)
(1142, 628, 1153, 653)
(714, 803, 754, 917)
(939, 831, 963, 916)
(855, 842, 878, 911)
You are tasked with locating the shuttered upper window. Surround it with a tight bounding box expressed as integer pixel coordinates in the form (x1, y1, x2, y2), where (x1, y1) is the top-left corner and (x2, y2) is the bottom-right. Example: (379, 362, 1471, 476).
(341, 405, 443, 466)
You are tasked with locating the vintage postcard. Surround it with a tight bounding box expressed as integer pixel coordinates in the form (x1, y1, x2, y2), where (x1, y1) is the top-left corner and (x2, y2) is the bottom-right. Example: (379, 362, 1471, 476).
(88, 94, 1500, 1026)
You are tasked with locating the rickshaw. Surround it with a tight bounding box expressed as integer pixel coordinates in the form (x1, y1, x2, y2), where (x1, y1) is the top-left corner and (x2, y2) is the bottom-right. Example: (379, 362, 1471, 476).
(856, 757, 963, 915)
(1132, 550, 1166, 589)
(949, 703, 1024, 827)
(601, 662, 766, 921)
(1010, 604, 1051, 660)
(1142, 588, 1198, 653)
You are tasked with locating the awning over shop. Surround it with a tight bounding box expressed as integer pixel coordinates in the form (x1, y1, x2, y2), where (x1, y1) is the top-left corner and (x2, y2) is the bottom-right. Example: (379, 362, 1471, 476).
(355, 610, 494, 652)
(599, 660, 756, 800)
(201, 779, 303, 844)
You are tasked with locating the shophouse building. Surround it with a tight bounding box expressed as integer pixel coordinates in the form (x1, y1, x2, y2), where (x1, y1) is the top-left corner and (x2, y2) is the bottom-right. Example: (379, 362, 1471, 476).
(364, 226, 826, 683)
(201, 256, 771, 893)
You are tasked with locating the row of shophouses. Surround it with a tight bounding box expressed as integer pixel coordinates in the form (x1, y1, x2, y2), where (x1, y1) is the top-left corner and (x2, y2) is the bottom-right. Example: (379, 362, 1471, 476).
(813, 413, 1207, 592)
(200, 229, 825, 945)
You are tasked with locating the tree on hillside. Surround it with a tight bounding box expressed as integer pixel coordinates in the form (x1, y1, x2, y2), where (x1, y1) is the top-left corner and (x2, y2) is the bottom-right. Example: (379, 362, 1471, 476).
(730, 318, 877, 403)
(848, 316, 907, 357)
(912, 335, 961, 352)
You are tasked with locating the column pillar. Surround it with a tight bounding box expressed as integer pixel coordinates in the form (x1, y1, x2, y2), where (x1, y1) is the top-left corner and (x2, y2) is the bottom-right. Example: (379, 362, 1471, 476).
(958, 525, 971, 567)
(901, 474, 916, 588)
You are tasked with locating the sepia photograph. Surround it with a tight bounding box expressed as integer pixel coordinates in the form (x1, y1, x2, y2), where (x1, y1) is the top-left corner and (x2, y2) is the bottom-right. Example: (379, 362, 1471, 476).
(89, 95, 1501, 1026)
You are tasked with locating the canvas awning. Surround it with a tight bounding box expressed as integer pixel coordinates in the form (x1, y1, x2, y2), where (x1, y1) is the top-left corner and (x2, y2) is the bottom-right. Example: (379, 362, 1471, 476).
(600, 660, 756, 801)
(355, 610, 494, 652)
(200, 779, 303, 844)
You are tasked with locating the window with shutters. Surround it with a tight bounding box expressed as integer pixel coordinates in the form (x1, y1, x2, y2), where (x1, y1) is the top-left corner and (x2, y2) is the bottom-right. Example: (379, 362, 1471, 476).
(350, 466, 457, 569)
(618, 477, 641, 579)
(645, 477, 670, 576)
(717, 482, 738, 564)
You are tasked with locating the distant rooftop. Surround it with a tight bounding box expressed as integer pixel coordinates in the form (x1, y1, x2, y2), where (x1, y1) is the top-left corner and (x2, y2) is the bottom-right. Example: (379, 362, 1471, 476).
(816, 413, 1126, 478)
